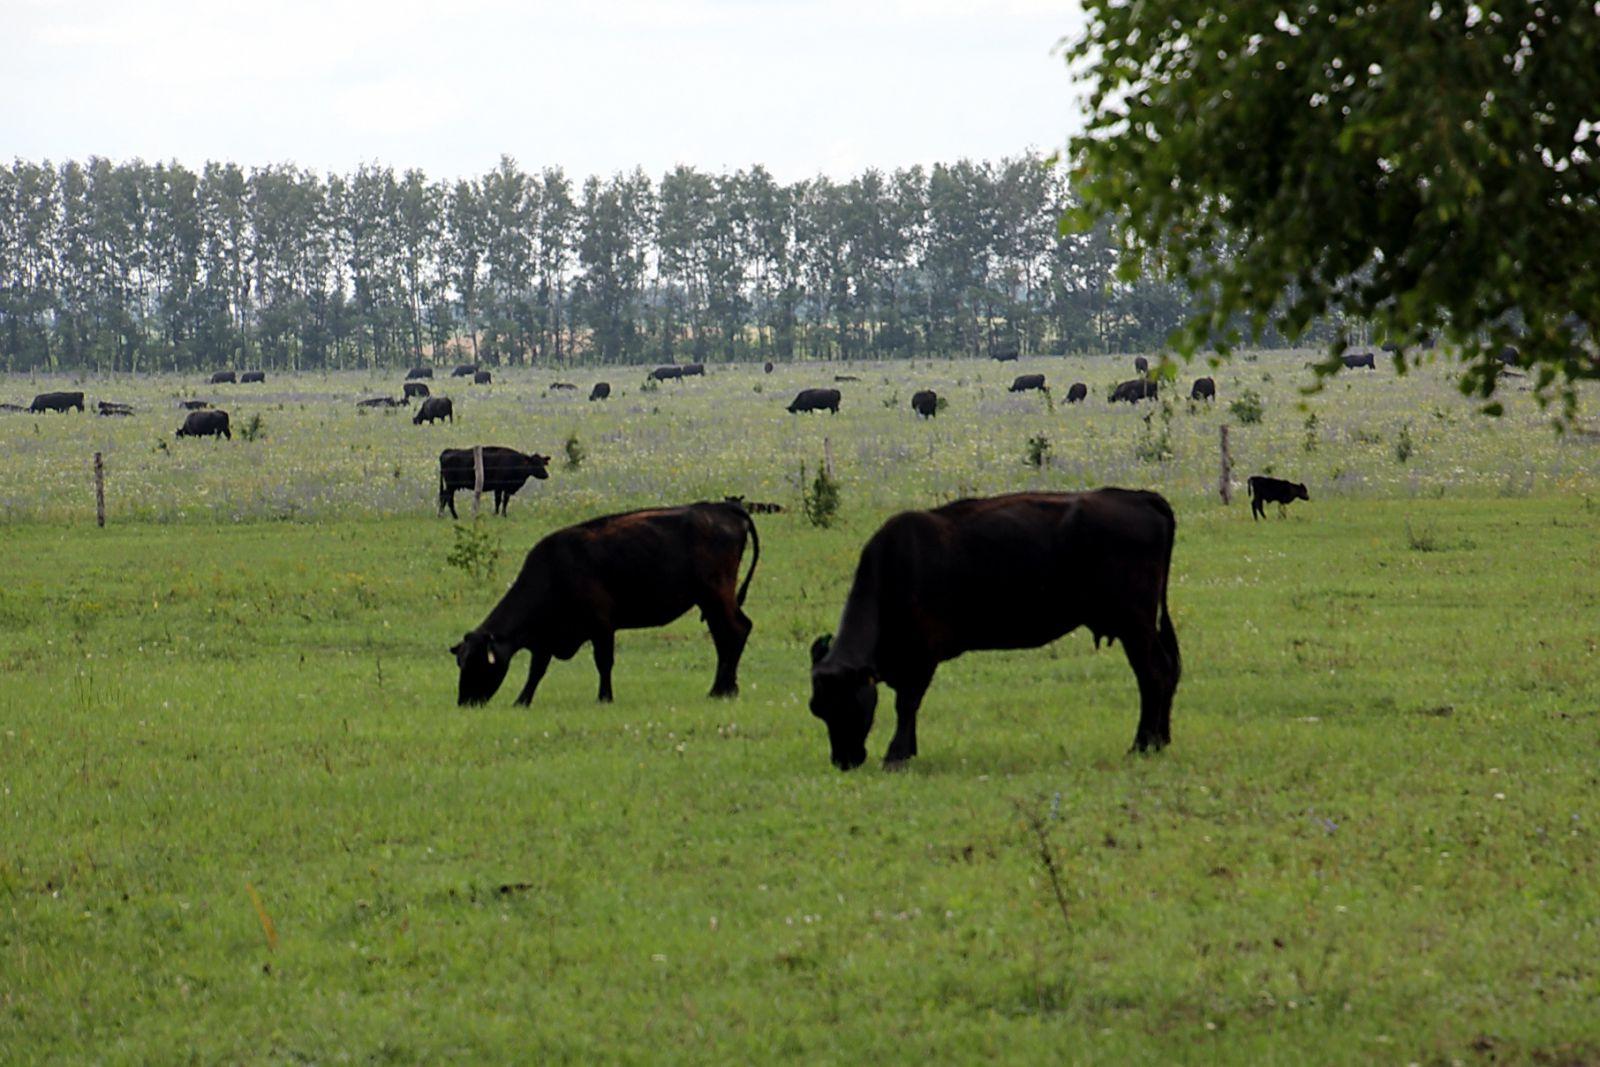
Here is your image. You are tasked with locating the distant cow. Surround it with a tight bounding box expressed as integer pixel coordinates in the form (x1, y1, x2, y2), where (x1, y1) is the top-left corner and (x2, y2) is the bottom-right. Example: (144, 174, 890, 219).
(911, 390, 938, 418)
(788, 388, 841, 414)
(1381, 342, 1401, 354)
(0, 403, 27, 413)
(1247, 476, 1309, 520)
(473, 370, 492, 385)
(240, 370, 266, 383)
(438, 446, 552, 519)
(1497, 345, 1519, 366)
(179, 400, 211, 410)
(403, 381, 431, 399)
(809, 489, 1180, 770)
(550, 382, 578, 391)
(452, 364, 479, 377)
(1112, 378, 1159, 403)
(1066, 382, 1088, 403)
(651, 365, 684, 382)
(413, 397, 454, 425)
(1190, 377, 1216, 401)
(589, 382, 611, 401)
(406, 367, 434, 380)
(834, 375, 861, 382)
(357, 397, 406, 409)
(725, 495, 785, 514)
(991, 342, 1020, 362)
(764, 361, 774, 374)
(176, 410, 230, 440)
(210, 371, 236, 384)
(682, 363, 706, 377)
(1135, 356, 1149, 374)
(451, 501, 760, 705)
(1009, 374, 1046, 393)
(1342, 351, 1376, 369)
(29, 391, 85, 413)
(97, 401, 134, 417)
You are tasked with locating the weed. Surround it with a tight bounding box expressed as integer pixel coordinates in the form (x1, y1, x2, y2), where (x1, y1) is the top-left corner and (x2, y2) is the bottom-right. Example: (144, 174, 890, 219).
(239, 413, 265, 442)
(1405, 522, 1439, 552)
(1395, 423, 1415, 463)
(800, 460, 841, 528)
(564, 434, 586, 471)
(1025, 434, 1051, 468)
(445, 517, 502, 581)
(1134, 399, 1175, 462)
(1302, 412, 1320, 453)
(1229, 389, 1265, 425)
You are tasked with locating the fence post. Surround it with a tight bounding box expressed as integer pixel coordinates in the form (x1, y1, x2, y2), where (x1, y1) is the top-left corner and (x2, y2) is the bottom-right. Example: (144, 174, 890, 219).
(472, 445, 484, 517)
(822, 436, 833, 479)
(94, 452, 106, 527)
(1218, 425, 1232, 505)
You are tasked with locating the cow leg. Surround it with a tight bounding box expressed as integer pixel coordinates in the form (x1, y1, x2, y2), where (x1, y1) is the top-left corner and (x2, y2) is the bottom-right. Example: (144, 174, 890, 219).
(1251, 498, 1263, 520)
(446, 491, 459, 520)
(513, 649, 552, 706)
(1123, 628, 1177, 753)
(703, 596, 752, 698)
(883, 668, 933, 769)
(592, 631, 616, 702)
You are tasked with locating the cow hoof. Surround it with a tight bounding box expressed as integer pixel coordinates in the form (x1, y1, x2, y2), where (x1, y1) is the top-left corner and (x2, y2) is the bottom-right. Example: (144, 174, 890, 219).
(709, 685, 738, 699)
(882, 757, 913, 773)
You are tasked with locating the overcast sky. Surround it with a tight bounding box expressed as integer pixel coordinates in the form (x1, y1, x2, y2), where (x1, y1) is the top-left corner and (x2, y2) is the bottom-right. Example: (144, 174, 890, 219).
(5, 0, 1084, 182)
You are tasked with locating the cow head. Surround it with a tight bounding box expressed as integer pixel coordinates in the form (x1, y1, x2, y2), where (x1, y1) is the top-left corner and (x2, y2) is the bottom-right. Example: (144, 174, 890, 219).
(1294, 483, 1310, 501)
(451, 630, 514, 705)
(528, 453, 551, 480)
(808, 634, 878, 771)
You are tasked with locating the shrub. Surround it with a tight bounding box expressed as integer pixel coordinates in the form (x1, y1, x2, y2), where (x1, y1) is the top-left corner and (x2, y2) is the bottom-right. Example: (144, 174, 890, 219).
(564, 434, 586, 471)
(445, 517, 502, 581)
(1025, 434, 1051, 468)
(1229, 390, 1265, 425)
(1134, 399, 1175, 462)
(239, 413, 265, 442)
(1302, 412, 1320, 453)
(801, 460, 841, 528)
(1395, 423, 1415, 463)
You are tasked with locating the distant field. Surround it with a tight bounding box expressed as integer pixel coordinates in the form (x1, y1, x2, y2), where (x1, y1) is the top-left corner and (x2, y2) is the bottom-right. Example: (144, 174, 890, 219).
(2, 352, 1598, 1062)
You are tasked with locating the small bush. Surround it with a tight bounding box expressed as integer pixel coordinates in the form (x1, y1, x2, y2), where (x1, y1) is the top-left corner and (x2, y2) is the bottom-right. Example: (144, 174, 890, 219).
(640, 376, 659, 393)
(1395, 423, 1415, 463)
(1302, 412, 1320, 453)
(1229, 390, 1265, 425)
(934, 395, 949, 414)
(1025, 434, 1051, 468)
(239, 413, 265, 442)
(446, 517, 502, 581)
(801, 460, 842, 528)
(1134, 399, 1175, 462)
(564, 434, 586, 471)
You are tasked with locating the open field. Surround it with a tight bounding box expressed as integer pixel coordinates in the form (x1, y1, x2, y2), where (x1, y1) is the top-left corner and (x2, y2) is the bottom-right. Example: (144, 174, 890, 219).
(2, 352, 1599, 1062)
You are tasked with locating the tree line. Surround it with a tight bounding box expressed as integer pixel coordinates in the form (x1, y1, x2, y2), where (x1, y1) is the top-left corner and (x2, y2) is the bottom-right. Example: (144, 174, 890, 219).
(0, 154, 1227, 373)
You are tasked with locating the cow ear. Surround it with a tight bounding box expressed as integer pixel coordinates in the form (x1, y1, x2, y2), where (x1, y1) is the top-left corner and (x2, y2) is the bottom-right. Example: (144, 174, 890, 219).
(449, 642, 463, 657)
(810, 634, 833, 666)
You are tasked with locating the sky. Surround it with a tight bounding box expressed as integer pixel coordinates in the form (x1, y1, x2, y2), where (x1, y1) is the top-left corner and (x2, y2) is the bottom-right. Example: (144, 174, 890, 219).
(4, 0, 1086, 182)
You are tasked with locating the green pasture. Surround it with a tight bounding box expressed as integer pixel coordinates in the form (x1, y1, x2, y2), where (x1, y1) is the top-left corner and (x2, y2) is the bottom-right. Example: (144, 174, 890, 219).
(1, 352, 1598, 1063)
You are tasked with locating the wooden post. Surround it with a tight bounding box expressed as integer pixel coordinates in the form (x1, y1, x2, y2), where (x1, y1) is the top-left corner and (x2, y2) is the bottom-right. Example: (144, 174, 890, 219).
(822, 436, 834, 479)
(472, 445, 485, 517)
(94, 452, 106, 527)
(1218, 425, 1232, 505)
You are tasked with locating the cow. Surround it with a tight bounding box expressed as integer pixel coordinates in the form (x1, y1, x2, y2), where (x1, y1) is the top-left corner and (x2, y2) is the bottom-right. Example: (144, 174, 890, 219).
(991, 342, 1020, 362)
(1247, 475, 1309, 520)
(452, 364, 479, 377)
(1342, 351, 1376, 369)
(651, 365, 684, 381)
(1066, 382, 1088, 404)
(450, 501, 760, 705)
(0, 403, 27, 413)
(808, 489, 1180, 770)
(176, 410, 231, 440)
(97, 401, 134, 417)
(550, 382, 578, 391)
(29, 391, 85, 413)
(1112, 378, 1158, 403)
(1381, 342, 1401, 354)
(787, 387, 841, 414)
(834, 375, 861, 383)
(406, 367, 434, 380)
(403, 381, 431, 400)
(179, 399, 211, 410)
(589, 382, 611, 401)
(473, 370, 493, 385)
(724, 495, 784, 514)
(240, 370, 266, 383)
(413, 397, 454, 425)
(1190, 377, 1216, 401)
(1135, 356, 1149, 374)
(682, 363, 706, 377)
(210, 371, 236, 384)
(357, 397, 406, 408)
(764, 361, 774, 374)
(1497, 345, 1520, 366)
(911, 390, 938, 418)
(1009, 374, 1046, 393)
(438, 446, 552, 519)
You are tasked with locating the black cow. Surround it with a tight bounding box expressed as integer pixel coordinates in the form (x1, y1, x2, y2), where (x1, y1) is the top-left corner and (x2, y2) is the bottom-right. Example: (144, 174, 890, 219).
(1247, 476, 1309, 520)
(1009, 374, 1046, 393)
(29, 391, 85, 413)
(589, 382, 611, 401)
(764, 361, 774, 374)
(0, 403, 27, 413)
(473, 370, 493, 385)
(550, 382, 578, 391)
(438, 446, 552, 519)
(406, 367, 434, 380)
(452, 364, 479, 377)
(1190, 377, 1216, 401)
(809, 489, 1180, 770)
(682, 363, 706, 377)
(911, 390, 938, 418)
(97, 401, 134, 417)
(413, 397, 454, 425)
(788, 388, 841, 414)
(991, 342, 1020, 362)
(210, 371, 236, 384)
(451, 501, 760, 705)
(651, 365, 684, 382)
(1381, 342, 1401, 354)
(357, 397, 406, 408)
(176, 410, 230, 439)
(403, 381, 431, 399)
(1066, 382, 1088, 403)
(834, 375, 861, 382)
(179, 399, 211, 410)
(1112, 378, 1159, 403)
(1342, 351, 1376, 369)
(1135, 356, 1149, 374)
(240, 370, 266, 383)
(1497, 345, 1520, 366)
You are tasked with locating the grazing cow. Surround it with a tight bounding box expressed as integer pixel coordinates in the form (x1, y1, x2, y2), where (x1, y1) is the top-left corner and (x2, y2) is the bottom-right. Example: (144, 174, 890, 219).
(403, 381, 431, 399)
(1247, 475, 1309, 520)
(1381, 342, 1401, 354)
(1342, 351, 1376, 369)
(452, 364, 479, 377)
(97, 401, 134, 417)
(724, 495, 785, 514)
(179, 399, 211, 410)
(991, 342, 1020, 362)
(438, 446, 551, 519)
(1066, 382, 1088, 403)
(787, 387, 841, 414)
(651, 365, 684, 382)
(550, 382, 578, 391)
(29, 391, 85, 413)
(1112, 378, 1159, 403)
(589, 382, 611, 401)
(413, 397, 454, 425)
(210, 371, 236, 384)
(1009, 374, 1046, 393)
(1190, 377, 1216, 401)
(474, 370, 493, 385)
(911, 390, 938, 418)
(1497, 345, 1520, 366)
(1135, 356, 1149, 374)
(176, 410, 231, 440)
(0, 403, 27, 413)
(764, 361, 774, 373)
(451, 501, 760, 705)
(809, 489, 1180, 770)
(834, 374, 861, 382)
(406, 367, 434, 380)
(240, 370, 266, 383)
(357, 397, 406, 408)
(682, 363, 706, 377)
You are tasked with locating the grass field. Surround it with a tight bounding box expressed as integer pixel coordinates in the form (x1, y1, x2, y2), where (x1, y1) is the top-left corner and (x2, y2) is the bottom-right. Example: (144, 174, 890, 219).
(2, 352, 1599, 1063)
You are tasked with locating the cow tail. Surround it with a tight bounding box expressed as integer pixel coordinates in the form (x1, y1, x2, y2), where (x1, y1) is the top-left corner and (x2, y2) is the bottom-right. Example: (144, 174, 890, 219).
(1159, 501, 1181, 685)
(736, 510, 760, 608)
(1246, 477, 1255, 499)
(437, 465, 447, 513)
